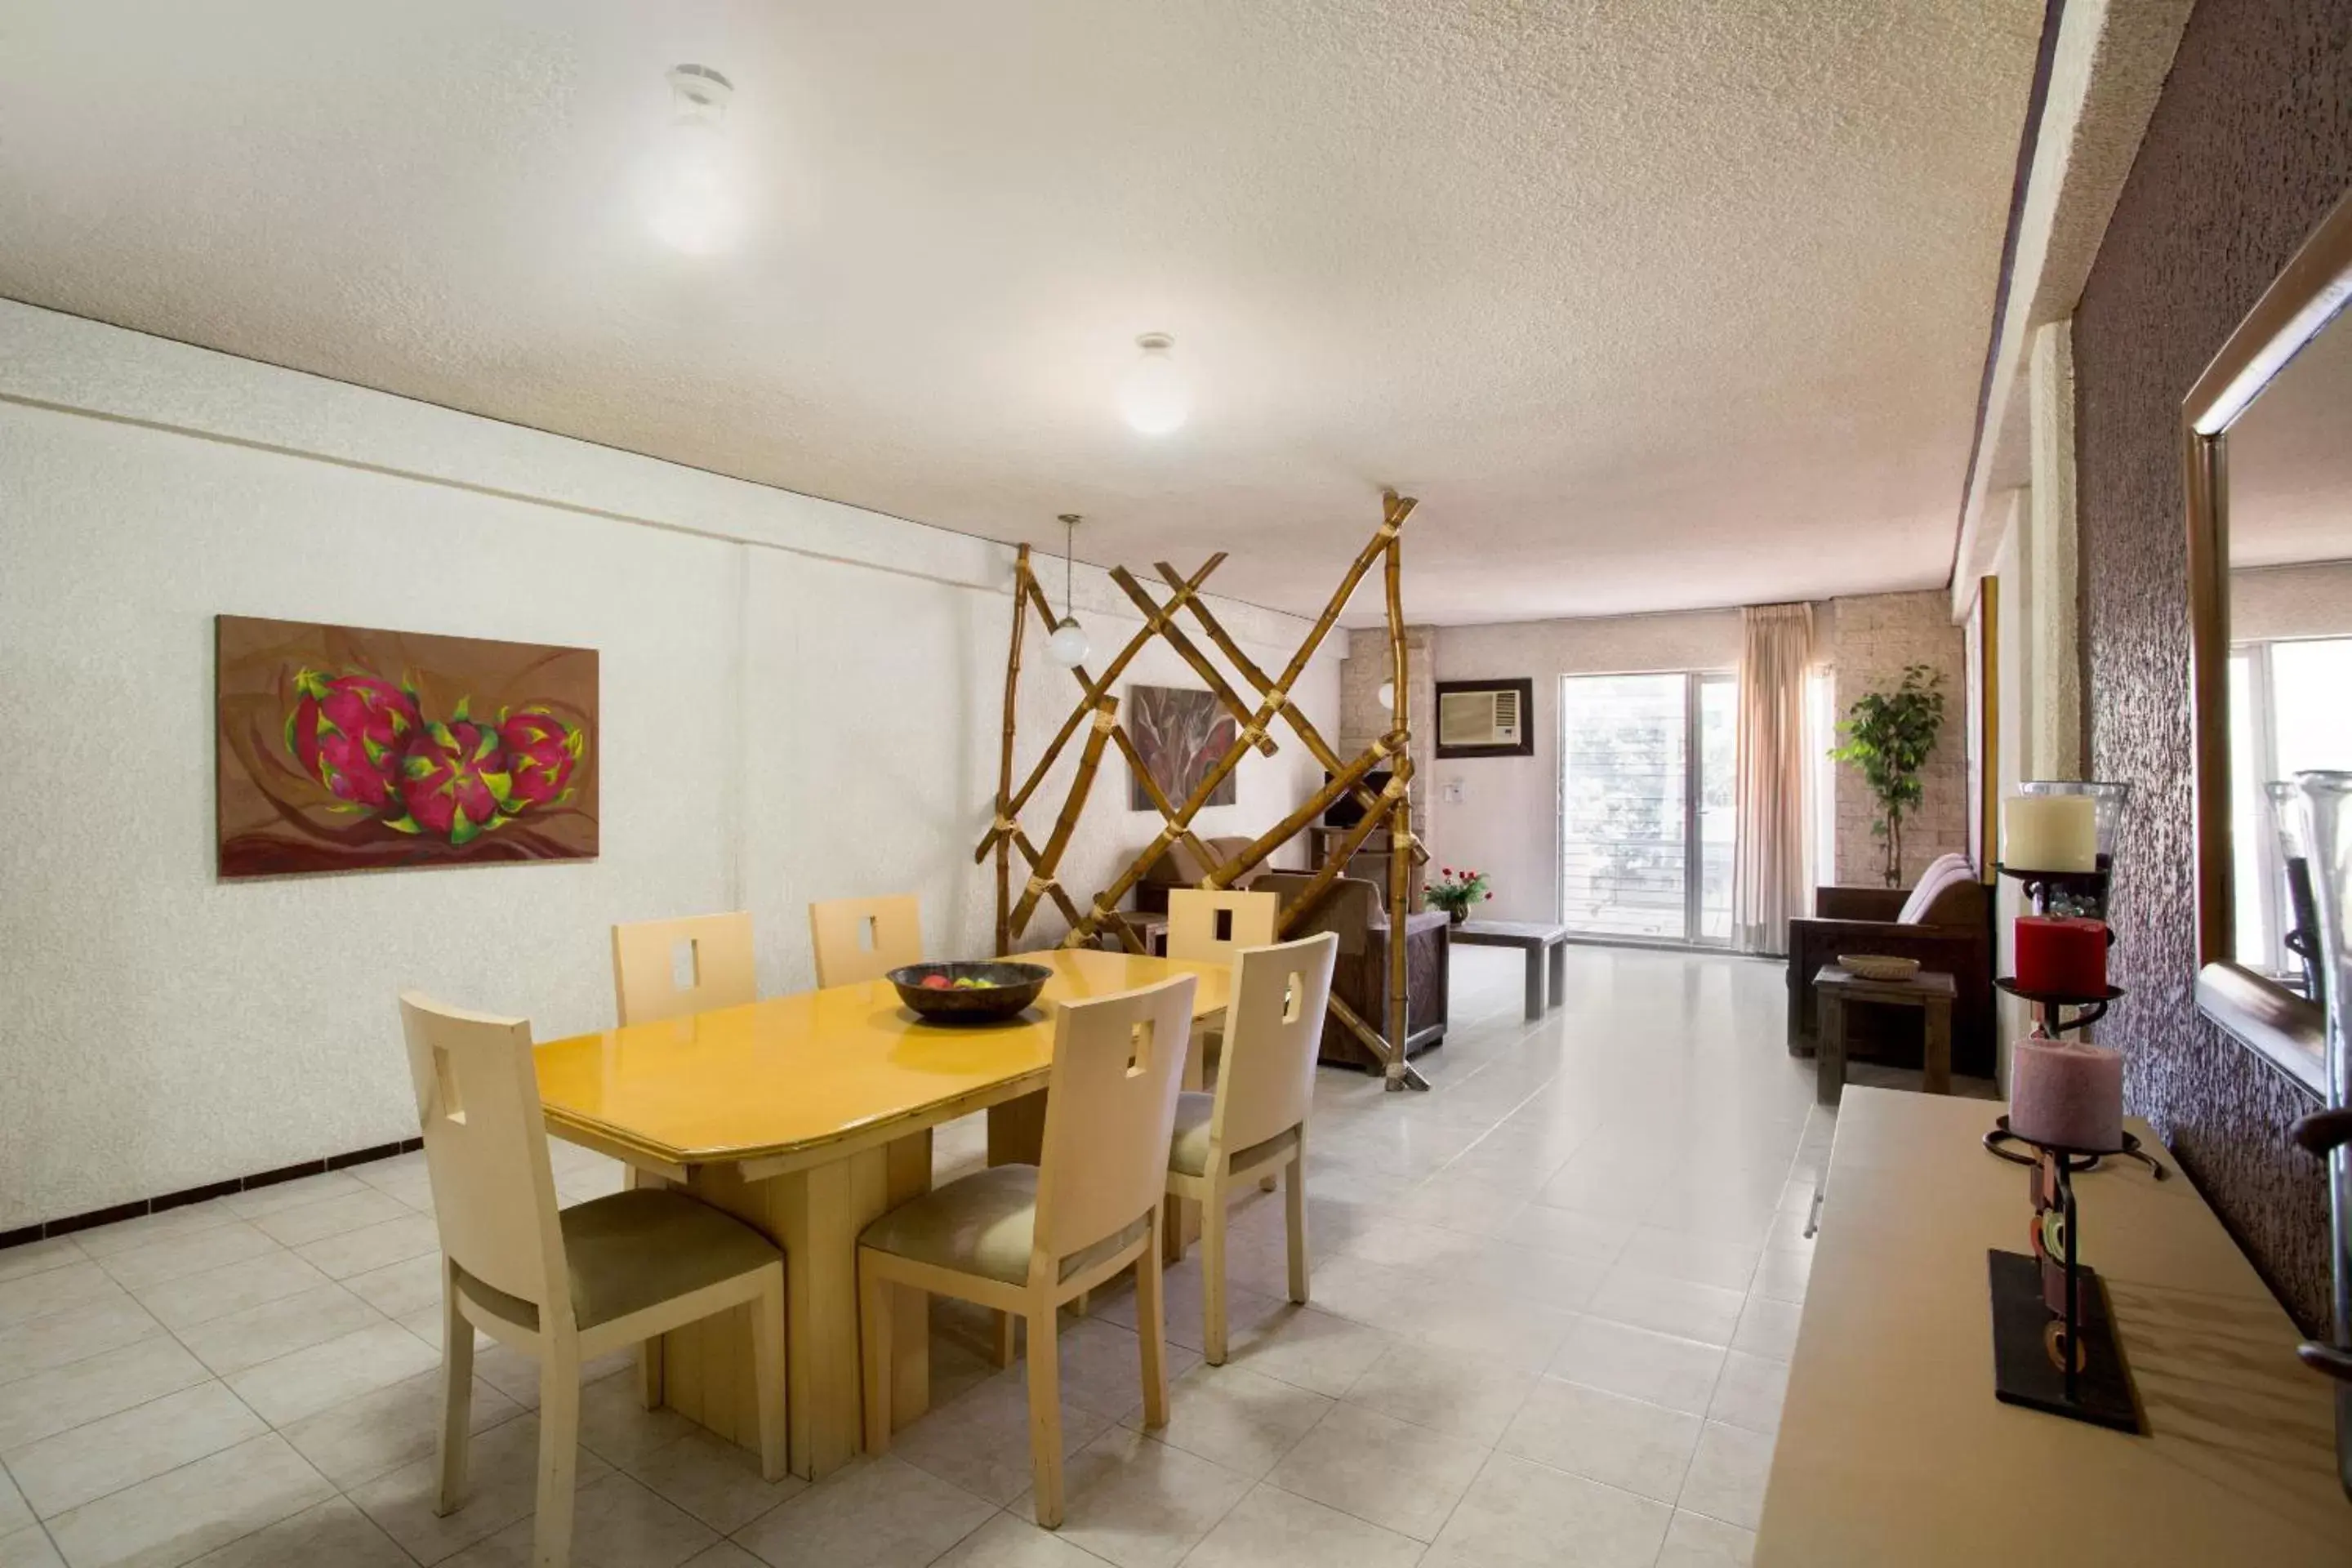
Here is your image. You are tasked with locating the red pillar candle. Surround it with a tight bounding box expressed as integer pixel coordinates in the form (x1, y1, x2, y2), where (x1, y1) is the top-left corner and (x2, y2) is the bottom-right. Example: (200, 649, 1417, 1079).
(2015, 915, 2108, 996)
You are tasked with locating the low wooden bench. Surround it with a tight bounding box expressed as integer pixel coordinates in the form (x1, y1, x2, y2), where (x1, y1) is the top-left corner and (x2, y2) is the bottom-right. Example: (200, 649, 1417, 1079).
(1811, 964, 1953, 1105)
(1450, 920, 1571, 1022)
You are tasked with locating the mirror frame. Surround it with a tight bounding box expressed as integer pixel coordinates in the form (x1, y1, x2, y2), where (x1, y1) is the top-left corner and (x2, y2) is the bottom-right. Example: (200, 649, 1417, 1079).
(2187, 186, 2352, 1095)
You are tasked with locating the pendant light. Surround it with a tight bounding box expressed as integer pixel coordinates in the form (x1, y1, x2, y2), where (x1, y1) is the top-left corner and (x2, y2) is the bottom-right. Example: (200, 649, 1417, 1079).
(646, 64, 742, 255)
(1118, 333, 1190, 434)
(1045, 514, 1091, 668)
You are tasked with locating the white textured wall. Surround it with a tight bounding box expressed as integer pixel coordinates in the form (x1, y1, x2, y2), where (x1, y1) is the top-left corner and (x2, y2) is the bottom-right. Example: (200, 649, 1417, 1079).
(0, 303, 1335, 1230)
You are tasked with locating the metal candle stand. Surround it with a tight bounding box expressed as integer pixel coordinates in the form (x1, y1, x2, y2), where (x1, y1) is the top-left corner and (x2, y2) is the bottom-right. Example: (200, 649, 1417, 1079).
(1981, 862, 2151, 1432)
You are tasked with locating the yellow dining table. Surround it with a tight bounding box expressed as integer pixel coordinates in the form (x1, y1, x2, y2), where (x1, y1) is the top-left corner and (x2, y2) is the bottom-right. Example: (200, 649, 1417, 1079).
(533, 947, 1231, 1480)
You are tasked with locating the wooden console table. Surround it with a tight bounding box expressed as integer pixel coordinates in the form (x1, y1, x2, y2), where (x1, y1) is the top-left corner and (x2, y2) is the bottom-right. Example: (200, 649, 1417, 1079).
(1757, 1089, 2348, 1566)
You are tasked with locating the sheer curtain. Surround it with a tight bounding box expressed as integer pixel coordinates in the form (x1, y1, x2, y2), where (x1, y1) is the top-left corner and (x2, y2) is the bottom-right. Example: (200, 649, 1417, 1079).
(1733, 603, 1816, 955)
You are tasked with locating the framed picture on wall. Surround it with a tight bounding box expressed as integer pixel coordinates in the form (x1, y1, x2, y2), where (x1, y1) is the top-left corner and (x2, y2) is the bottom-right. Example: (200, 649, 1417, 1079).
(215, 615, 598, 878)
(1126, 684, 1239, 810)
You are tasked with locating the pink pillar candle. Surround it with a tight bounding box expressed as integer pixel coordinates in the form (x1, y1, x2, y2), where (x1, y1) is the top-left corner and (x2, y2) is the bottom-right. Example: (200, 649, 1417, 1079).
(2010, 1037, 2124, 1152)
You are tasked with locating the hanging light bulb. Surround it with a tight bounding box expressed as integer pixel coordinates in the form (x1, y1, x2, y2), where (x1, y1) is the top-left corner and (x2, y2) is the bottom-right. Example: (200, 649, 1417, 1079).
(1045, 514, 1091, 668)
(1377, 680, 1396, 711)
(1117, 333, 1190, 434)
(645, 65, 743, 255)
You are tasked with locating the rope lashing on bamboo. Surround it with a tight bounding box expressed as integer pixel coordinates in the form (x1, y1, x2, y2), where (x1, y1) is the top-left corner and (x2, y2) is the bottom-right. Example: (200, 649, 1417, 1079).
(1024, 875, 1054, 899)
(994, 816, 1018, 835)
(1091, 707, 1116, 733)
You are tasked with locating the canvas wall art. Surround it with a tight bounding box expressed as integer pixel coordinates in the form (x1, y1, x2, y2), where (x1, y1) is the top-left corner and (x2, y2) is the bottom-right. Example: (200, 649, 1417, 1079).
(1127, 684, 1238, 811)
(216, 615, 598, 878)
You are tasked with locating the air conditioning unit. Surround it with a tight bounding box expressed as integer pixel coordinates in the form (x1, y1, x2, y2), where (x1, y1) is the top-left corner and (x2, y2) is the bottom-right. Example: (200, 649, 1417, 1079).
(1434, 679, 1534, 758)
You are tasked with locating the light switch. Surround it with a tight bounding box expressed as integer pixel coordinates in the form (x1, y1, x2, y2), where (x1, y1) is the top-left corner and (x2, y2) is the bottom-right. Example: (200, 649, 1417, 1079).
(1441, 779, 1465, 804)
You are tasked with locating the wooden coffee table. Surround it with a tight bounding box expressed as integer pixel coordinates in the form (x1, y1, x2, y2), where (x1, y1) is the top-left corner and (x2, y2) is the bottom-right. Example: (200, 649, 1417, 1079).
(1451, 920, 1571, 1021)
(1811, 964, 1954, 1106)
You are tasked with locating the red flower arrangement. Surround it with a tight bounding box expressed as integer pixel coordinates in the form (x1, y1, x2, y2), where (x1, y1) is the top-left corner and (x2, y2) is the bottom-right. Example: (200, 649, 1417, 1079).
(1429, 865, 1494, 920)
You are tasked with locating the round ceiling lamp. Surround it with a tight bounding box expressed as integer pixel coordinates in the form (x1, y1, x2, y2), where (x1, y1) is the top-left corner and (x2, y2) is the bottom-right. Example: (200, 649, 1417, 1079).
(1045, 514, 1091, 669)
(1117, 332, 1190, 435)
(646, 64, 742, 255)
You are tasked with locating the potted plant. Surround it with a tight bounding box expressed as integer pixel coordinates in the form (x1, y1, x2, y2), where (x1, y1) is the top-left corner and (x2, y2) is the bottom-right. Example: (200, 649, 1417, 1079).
(1428, 866, 1493, 924)
(1828, 663, 1947, 888)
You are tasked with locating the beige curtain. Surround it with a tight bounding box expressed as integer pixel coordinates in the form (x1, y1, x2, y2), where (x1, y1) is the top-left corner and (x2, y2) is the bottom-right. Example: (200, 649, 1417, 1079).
(1733, 603, 1815, 955)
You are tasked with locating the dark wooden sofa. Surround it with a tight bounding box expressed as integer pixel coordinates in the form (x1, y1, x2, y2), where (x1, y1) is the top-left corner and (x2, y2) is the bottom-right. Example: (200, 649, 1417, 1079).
(1784, 853, 1993, 1080)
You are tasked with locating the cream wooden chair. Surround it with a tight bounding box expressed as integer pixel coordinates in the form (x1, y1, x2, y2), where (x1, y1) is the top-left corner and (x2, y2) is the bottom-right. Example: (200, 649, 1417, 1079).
(611, 911, 757, 1025)
(399, 993, 786, 1568)
(808, 894, 924, 987)
(1162, 932, 1339, 1364)
(856, 973, 1196, 1529)
(1163, 888, 1279, 1060)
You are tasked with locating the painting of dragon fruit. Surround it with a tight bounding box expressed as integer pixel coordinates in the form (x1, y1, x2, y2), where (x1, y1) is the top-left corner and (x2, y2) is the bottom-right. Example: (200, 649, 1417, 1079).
(216, 616, 597, 877)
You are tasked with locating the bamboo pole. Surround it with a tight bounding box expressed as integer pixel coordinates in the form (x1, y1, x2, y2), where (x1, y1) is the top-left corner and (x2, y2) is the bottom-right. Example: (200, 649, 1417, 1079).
(1205, 735, 1397, 893)
(1109, 723, 1221, 877)
(973, 556, 1225, 864)
(1383, 533, 1413, 1090)
(1324, 993, 1394, 1067)
(1006, 823, 1146, 953)
(1010, 698, 1117, 938)
(1157, 560, 1428, 866)
(1272, 768, 1410, 940)
(1106, 568, 1277, 758)
(993, 546, 1031, 954)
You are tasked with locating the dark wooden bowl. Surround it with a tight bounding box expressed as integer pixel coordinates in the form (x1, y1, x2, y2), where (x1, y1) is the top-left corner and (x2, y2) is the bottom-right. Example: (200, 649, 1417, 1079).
(887, 961, 1054, 1023)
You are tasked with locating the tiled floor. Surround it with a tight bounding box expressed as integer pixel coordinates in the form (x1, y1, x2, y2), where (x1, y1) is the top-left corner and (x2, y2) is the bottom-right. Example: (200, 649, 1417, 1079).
(0, 945, 1832, 1567)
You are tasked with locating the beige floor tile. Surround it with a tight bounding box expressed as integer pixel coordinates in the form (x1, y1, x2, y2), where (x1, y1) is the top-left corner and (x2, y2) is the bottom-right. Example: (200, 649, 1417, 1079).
(225, 1321, 437, 1427)
(1547, 1317, 1725, 1418)
(292, 1214, 439, 1281)
(125, 1250, 333, 1336)
(1677, 1421, 1770, 1530)
(1294, 1256, 1432, 1340)
(176, 1284, 385, 1378)
(440, 1471, 716, 1567)
(0, 1337, 212, 1452)
(1183, 1483, 1423, 1568)
(89, 1226, 280, 1294)
(1343, 1342, 1536, 1444)
(1339, 1219, 1484, 1272)
(1264, 1401, 1485, 1542)
(348, 1152, 430, 1195)
(926, 1510, 1106, 1567)
(1092, 1260, 1282, 1356)
(1498, 1379, 1699, 1503)
(0, 1525, 65, 1568)
(0, 1240, 85, 1286)
(341, 1253, 445, 1319)
(1018, 1427, 1250, 1567)
(1422, 1451, 1671, 1568)
(278, 1365, 523, 1490)
(347, 1411, 612, 1563)
(0, 1265, 124, 1333)
(679, 1545, 767, 1568)
(0, 1297, 164, 1387)
(252, 1190, 414, 1250)
(1124, 1362, 1330, 1481)
(574, 1369, 701, 1468)
(216, 1174, 370, 1223)
(181, 1497, 409, 1567)
(0, 1469, 30, 1533)
(1218, 1307, 1392, 1397)
(1656, 1508, 1756, 1566)
(1446, 1240, 1611, 1314)
(68, 1207, 242, 1263)
(1619, 1230, 1762, 1294)
(1747, 1248, 1811, 1305)
(43, 1432, 332, 1568)
(1396, 1285, 1577, 1373)
(1586, 1268, 1744, 1347)
(621, 1428, 808, 1534)
(1705, 1352, 1787, 1437)
(1728, 1296, 1801, 1361)
(732, 1454, 991, 1568)
(1031, 1319, 1200, 1423)
(4, 1382, 266, 1520)
(889, 1374, 1114, 1506)
(470, 1341, 631, 1410)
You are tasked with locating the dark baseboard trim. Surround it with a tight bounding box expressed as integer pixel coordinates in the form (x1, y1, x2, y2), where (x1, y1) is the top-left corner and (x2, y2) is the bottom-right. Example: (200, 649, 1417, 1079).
(0, 1137, 425, 1251)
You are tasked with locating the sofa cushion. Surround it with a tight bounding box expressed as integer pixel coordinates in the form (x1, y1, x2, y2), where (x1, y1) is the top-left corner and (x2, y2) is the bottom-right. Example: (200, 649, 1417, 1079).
(1896, 853, 1975, 926)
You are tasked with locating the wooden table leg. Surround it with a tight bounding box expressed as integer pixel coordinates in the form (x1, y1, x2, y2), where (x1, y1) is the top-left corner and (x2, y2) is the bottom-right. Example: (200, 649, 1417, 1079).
(1545, 939, 1566, 1012)
(1817, 993, 1846, 1107)
(1521, 948, 1544, 1022)
(1923, 998, 1953, 1095)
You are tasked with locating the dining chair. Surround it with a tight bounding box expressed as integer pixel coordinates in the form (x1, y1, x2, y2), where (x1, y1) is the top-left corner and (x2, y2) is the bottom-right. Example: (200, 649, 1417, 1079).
(1162, 931, 1339, 1364)
(855, 973, 1196, 1529)
(611, 911, 758, 1026)
(809, 893, 924, 987)
(1161, 888, 1282, 1227)
(399, 992, 786, 1568)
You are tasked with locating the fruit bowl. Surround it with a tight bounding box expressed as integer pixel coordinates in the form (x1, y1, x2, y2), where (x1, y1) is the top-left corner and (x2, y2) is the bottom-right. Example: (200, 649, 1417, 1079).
(887, 961, 1054, 1023)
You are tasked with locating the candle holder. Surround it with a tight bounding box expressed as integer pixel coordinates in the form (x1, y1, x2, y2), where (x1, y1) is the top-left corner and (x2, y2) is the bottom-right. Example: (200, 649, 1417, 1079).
(1994, 864, 2122, 1033)
(1983, 1126, 2154, 1433)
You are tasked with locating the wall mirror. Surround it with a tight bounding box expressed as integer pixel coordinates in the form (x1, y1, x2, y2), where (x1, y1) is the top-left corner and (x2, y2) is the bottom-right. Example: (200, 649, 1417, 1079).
(2189, 187, 2352, 1094)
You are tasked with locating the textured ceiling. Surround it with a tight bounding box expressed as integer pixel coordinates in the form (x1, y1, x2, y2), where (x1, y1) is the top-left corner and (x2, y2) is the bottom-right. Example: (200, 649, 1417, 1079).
(0, 0, 2043, 624)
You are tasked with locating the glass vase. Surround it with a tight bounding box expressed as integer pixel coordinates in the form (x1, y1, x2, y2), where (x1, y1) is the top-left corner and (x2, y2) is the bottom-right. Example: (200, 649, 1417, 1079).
(2295, 769, 2352, 1499)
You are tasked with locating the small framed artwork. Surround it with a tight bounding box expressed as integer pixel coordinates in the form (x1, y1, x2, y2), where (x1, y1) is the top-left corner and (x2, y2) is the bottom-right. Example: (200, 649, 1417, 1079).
(1435, 679, 1535, 759)
(1127, 684, 1239, 810)
(215, 614, 598, 878)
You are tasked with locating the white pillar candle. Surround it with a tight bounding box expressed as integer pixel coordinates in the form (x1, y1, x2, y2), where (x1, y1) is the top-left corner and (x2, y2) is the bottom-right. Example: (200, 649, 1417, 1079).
(2002, 794, 2097, 873)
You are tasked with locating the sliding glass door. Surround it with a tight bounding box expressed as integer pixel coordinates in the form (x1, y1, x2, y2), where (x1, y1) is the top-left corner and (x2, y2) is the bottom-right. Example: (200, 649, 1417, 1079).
(1558, 671, 1737, 944)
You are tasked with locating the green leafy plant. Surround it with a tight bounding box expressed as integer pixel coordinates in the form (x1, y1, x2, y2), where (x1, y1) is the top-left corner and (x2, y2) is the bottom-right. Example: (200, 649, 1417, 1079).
(1428, 865, 1492, 920)
(1829, 663, 1946, 888)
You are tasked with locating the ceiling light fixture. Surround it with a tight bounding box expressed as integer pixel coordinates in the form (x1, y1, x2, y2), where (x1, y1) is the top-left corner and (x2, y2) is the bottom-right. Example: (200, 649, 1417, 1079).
(1118, 332, 1190, 435)
(646, 64, 742, 255)
(1045, 514, 1091, 668)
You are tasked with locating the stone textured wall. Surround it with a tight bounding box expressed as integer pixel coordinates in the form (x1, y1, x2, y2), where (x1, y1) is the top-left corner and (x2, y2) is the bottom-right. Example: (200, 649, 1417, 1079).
(2073, 0, 2350, 1333)
(1829, 590, 1971, 888)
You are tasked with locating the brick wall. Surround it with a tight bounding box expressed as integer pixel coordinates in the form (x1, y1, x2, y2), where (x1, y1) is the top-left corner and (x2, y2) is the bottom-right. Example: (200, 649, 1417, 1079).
(1829, 590, 1969, 888)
